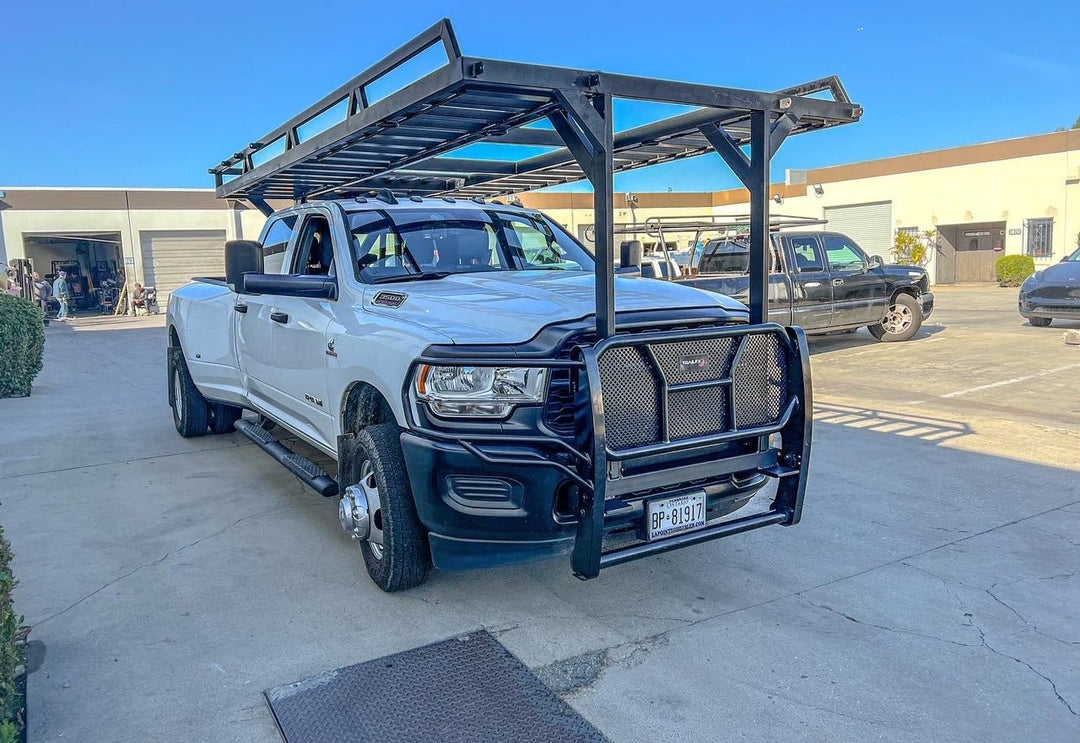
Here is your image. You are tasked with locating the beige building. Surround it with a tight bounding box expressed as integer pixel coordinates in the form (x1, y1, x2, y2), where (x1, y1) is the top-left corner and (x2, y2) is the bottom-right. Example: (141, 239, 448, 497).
(523, 129, 1080, 284)
(2, 129, 1078, 303)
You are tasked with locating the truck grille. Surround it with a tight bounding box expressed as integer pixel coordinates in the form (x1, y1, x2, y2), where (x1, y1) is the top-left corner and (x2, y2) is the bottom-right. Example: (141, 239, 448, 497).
(541, 326, 789, 447)
(596, 331, 789, 451)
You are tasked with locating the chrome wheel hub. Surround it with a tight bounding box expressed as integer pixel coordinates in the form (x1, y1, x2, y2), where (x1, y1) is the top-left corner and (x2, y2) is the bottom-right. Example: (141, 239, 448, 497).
(338, 460, 384, 559)
(883, 304, 913, 334)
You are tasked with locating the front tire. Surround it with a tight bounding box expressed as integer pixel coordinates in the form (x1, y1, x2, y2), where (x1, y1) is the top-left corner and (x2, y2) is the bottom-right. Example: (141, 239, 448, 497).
(1029, 317, 1052, 328)
(170, 351, 209, 437)
(869, 293, 922, 342)
(340, 423, 431, 592)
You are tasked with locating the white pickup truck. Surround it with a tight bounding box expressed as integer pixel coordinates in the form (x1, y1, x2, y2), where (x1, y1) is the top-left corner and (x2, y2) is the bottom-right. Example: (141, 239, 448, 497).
(168, 197, 809, 591)
(169, 18, 856, 591)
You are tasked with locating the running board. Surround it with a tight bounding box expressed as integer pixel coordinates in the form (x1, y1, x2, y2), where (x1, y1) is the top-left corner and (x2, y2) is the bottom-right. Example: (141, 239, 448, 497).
(234, 419, 339, 497)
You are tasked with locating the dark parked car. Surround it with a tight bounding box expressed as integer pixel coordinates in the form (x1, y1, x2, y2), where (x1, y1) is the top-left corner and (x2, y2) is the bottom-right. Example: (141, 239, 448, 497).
(1019, 247, 1080, 327)
(677, 231, 934, 342)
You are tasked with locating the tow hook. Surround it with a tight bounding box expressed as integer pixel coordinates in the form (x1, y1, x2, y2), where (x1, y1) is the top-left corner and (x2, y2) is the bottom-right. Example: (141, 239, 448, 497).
(339, 485, 376, 540)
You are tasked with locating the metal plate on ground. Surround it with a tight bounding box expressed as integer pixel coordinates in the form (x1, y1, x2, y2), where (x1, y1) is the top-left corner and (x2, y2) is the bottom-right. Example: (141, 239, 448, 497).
(265, 630, 606, 743)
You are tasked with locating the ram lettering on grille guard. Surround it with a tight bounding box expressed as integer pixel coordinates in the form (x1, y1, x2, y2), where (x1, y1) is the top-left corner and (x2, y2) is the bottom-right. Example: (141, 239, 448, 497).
(572, 322, 811, 579)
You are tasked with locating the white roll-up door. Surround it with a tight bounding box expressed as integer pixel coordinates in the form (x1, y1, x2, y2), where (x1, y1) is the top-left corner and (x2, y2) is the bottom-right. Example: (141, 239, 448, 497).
(823, 202, 893, 256)
(140, 230, 227, 299)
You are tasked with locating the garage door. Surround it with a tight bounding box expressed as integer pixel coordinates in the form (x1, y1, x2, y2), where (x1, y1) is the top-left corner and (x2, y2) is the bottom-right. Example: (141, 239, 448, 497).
(140, 230, 227, 299)
(823, 202, 893, 257)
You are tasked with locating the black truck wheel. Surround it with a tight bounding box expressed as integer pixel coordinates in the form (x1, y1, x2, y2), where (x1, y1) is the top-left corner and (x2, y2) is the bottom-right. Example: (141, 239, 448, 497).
(340, 423, 431, 592)
(208, 403, 243, 434)
(869, 293, 922, 342)
(1029, 317, 1052, 328)
(170, 351, 209, 437)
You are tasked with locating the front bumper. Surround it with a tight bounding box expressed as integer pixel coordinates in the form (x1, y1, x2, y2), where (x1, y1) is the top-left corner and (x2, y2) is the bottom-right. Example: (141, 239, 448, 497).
(400, 431, 768, 571)
(1019, 293, 1080, 319)
(402, 322, 812, 579)
(921, 292, 935, 320)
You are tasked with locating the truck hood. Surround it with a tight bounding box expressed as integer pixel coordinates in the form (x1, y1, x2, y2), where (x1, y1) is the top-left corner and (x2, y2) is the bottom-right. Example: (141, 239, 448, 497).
(361, 270, 747, 344)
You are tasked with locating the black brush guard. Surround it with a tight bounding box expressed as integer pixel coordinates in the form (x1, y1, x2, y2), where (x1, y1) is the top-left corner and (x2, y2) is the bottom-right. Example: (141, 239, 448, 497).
(416, 321, 811, 580)
(570, 322, 811, 579)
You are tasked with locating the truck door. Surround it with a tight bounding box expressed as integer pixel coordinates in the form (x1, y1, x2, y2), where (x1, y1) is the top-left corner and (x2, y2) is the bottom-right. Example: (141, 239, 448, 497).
(821, 233, 888, 326)
(236, 214, 297, 415)
(264, 211, 336, 448)
(785, 234, 834, 330)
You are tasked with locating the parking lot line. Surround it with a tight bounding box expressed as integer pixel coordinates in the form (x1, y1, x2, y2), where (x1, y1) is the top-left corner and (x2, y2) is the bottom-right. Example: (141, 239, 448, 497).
(941, 362, 1080, 398)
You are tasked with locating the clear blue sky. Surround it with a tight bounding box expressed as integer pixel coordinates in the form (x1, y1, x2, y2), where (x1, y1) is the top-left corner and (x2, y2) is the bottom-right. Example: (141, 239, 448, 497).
(2, 0, 1076, 192)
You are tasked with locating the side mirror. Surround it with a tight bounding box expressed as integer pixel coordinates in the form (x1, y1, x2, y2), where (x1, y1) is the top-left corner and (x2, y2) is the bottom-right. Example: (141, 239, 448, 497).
(226, 240, 263, 292)
(243, 273, 337, 300)
(618, 240, 643, 275)
(868, 255, 884, 269)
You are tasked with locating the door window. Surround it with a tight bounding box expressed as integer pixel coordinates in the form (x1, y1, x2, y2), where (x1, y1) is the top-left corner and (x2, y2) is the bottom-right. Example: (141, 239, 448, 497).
(789, 236, 826, 272)
(822, 235, 868, 271)
(262, 215, 298, 274)
(291, 215, 336, 277)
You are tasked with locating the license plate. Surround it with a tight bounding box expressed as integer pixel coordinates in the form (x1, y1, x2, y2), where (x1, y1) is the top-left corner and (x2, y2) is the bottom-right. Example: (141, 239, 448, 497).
(646, 491, 707, 541)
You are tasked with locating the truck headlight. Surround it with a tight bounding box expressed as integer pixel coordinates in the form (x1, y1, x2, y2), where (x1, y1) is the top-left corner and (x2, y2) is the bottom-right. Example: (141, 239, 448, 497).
(415, 365, 548, 418)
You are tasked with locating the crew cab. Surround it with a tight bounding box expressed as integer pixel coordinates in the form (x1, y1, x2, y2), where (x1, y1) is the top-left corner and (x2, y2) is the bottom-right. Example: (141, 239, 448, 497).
(168, 197, 809, 591)
(641, 230, 934, 342)
(170, 18, 863, 591)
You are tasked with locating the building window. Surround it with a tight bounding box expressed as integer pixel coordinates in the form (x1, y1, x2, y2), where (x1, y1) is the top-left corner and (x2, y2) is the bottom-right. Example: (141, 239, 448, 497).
(1025, 218, 1053, 259)
(897, 226, 919, 237)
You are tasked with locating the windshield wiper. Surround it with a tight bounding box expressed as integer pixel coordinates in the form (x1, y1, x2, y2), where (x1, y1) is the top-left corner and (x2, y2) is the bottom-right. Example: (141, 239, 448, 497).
(372, 271, 455, 284)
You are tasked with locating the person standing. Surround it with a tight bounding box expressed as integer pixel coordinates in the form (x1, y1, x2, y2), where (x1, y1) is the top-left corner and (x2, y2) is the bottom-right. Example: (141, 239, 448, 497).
(54, 270, 72, 321)
(33, 272, 52, 325)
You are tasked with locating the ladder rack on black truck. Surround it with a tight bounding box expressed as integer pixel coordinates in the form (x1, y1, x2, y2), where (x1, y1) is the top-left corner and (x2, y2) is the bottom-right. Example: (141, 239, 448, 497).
(208, 19, 862, 580)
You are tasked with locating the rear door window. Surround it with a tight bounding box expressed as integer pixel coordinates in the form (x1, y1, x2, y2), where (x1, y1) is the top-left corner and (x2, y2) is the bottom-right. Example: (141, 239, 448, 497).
(789, 236, 826, 272)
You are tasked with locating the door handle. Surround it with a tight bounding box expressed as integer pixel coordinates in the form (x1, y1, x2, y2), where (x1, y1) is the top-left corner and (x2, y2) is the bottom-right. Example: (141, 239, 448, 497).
(234, 303, 248, 314)
(832, 278, 844, 286)
(270, 311, 289, 324)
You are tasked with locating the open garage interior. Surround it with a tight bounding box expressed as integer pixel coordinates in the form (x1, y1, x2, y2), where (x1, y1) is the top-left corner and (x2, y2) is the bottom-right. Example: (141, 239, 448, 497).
(23, 232, 126, 314)
(139, 229, 227, 301)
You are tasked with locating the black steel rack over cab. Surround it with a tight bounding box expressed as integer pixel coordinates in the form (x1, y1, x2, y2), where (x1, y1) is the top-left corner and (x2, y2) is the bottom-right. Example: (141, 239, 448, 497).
(211, 19, 862, 579)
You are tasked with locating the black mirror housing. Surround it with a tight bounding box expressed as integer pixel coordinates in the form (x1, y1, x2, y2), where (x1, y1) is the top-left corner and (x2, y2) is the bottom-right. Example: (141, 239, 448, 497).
(868, 254, 884, 269)
(225, 240, 263, 291)
(242, 273, 337, 300)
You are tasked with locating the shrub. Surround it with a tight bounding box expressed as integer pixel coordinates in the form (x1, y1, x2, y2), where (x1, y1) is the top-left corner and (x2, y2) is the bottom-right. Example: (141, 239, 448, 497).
(0, 295, 45, 398)
(0, 524, 23, 739)
(995, 255, 1036, 287)
(892, 230, 933, 267)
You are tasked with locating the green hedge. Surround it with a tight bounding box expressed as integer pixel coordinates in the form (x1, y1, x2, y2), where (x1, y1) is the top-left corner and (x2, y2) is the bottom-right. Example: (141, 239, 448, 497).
(0, 295, 45, 398)
(0, 524, 22, 743)
(995, 255, 1036, 287)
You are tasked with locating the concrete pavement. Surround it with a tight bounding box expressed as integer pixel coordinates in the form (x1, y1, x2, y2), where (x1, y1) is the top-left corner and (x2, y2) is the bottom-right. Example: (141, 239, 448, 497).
(3, 286, 1078, 742)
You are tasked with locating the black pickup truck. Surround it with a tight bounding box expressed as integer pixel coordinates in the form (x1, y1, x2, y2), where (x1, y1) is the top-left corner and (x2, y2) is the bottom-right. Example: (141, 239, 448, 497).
(645, 229, 934, 342)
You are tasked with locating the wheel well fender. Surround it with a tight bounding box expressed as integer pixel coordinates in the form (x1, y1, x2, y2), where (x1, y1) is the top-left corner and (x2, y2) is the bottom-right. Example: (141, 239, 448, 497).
(890, 286, 919, 303)
(340, 382, 397, 435)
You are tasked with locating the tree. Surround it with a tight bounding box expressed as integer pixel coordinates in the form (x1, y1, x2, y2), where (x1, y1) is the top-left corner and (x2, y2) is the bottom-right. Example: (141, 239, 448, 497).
(1073, 114, 1080, 129)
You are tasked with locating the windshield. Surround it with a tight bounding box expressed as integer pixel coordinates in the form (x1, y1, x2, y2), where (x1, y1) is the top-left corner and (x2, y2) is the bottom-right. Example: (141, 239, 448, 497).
(1066, 247, 1080, 262)
(348, 208, 592, 283)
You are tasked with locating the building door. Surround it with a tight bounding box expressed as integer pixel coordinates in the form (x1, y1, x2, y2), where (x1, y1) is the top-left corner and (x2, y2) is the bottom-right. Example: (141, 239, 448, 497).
(936, 222, 1004, 282)
(935, 229, 957, 284)
(823, 202, 893, 257)
(139, 230, 227, 301)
